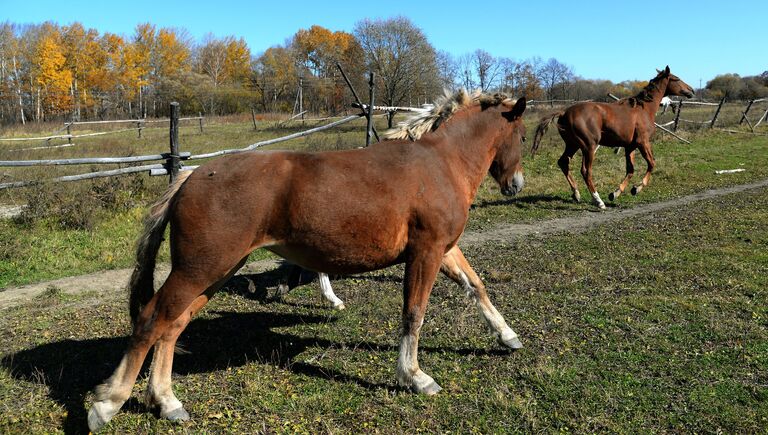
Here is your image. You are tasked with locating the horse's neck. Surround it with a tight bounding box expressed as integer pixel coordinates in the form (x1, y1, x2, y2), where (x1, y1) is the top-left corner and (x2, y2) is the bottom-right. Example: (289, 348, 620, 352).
(438, 110, 502, 197)
(642, 78, 669, 117)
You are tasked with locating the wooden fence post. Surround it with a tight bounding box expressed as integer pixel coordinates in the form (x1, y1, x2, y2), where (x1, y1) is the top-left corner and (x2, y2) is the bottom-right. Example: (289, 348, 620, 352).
(710, 97, 726, 129)
(169, 102, 180, 183)
(137, 120, 142, 138)
(66, 123, 72, 145)
(199, 112, 203, 133)
(251, 107, 257, 130)
(673, 100, 683, 131)
(337, 62, 379, 142)
(755, 107, 768, 128)
(366, 72, 375, 146)
(740, 99, 755, 125)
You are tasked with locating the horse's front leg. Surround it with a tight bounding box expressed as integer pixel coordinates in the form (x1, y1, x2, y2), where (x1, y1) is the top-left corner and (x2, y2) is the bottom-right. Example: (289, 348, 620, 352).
(397, 247, 444, 394)
(440, 246, 522, 349)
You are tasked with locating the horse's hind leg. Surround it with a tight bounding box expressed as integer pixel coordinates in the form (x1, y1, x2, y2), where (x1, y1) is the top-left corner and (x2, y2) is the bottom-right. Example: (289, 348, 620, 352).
(88, 257, 247, 431)
(557, 141, 581, 202)
(609, 148, 636, 201)
(143, 257, 248, 420)
(440, 246, 522, 349)
(631, 143, 656, 195)
(580, 145, 606, 209)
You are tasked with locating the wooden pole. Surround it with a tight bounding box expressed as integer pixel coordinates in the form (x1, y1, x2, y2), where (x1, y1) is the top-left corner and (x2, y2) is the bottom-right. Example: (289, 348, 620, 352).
(337, 62, 379, 141)
(169, 102, 180, 183)
(755, 107, 768, 128)
(366, 72, 375, 146)
(66, 123, 72, 145)
(673, 100, 683, 132)
(251, 107, 257, 130)
(710, 97, 726, 129)
(137, 121, 142, 138)
(739, 99, 755, 125)
(199, 112, 203, 133)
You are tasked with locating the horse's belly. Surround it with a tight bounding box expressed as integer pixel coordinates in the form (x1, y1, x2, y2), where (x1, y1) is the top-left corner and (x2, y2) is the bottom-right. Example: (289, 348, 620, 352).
(266, 239, 406, 275)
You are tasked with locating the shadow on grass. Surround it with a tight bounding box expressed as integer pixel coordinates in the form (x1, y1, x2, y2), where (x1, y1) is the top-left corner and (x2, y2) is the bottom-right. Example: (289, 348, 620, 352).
(0, 311, 342, 433)
(1, 303, 515, 434)
(223, 261, 402, 304)
(472, 193, 576, 210)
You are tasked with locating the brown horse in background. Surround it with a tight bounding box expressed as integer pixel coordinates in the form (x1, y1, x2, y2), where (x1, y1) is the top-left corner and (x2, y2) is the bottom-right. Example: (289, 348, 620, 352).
(531, 66, 694, 208)
(87, 90, 528, 431)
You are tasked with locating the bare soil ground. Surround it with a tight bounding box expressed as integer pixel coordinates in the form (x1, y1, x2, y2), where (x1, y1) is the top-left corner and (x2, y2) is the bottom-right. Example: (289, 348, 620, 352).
(2, 177, 767, 310)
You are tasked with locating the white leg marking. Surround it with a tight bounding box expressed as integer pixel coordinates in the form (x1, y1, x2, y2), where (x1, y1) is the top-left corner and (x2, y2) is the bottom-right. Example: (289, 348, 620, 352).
(591, 191, 606, 209)
(396, 332, 441, 394)
(318, 273, 345, 309)
(88, 355, 132, 431)
(460, 272, 522, 349)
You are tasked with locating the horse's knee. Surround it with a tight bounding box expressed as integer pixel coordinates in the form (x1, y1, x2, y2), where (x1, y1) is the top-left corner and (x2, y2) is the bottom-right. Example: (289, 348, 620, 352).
(557, 155, 570, 171)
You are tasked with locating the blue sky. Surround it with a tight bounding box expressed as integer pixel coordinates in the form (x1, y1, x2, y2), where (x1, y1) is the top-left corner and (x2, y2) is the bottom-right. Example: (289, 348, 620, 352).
(3, 0, 765, 86)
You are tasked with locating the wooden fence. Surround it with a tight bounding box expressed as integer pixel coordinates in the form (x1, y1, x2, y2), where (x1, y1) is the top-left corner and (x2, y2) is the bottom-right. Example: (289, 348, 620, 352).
(0, 104, 369, 191)
(0, 115, 204, 151)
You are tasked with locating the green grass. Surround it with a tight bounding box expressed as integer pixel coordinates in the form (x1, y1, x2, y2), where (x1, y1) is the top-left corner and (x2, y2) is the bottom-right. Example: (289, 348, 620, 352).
(1, 185, 766, 433)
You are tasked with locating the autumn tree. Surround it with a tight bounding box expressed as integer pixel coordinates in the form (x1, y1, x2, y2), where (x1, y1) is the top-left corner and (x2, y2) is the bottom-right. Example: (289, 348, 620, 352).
(505, 59, 544, 100)
(291, 25, 364, 114)
(33, 24, 73, 119)
(252, 46, 297, 112)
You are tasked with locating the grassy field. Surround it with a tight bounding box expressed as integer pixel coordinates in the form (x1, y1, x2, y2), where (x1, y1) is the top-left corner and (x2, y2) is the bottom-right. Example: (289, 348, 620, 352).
(0, 183, 765, 433)
(2, 112, 766, 287)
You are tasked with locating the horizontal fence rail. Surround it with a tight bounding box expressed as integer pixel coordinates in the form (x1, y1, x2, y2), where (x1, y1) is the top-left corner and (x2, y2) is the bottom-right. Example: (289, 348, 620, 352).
(0, 152, 190, 167)
(0, 164, 164, 189)
(187, 114, 362, 161)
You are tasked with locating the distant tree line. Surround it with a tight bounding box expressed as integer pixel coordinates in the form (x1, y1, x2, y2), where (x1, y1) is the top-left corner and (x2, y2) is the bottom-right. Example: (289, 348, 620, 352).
(1, 17, 766, 125)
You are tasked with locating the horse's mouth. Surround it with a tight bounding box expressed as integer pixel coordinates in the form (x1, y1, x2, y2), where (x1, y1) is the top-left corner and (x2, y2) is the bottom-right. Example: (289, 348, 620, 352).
(501, 185, 522, 196)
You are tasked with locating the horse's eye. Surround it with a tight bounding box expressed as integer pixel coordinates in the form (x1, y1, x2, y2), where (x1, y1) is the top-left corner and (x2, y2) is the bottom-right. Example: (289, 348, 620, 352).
(521, 135, 527, 143)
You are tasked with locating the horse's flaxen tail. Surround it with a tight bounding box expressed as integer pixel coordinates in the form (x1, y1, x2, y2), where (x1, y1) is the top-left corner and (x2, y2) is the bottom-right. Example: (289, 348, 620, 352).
(128, 171, 193, 327)
(531, 110, 564, 157)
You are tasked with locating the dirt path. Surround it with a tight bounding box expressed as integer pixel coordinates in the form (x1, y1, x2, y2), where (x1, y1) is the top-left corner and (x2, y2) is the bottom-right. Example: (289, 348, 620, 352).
(2, 178, 767, 309)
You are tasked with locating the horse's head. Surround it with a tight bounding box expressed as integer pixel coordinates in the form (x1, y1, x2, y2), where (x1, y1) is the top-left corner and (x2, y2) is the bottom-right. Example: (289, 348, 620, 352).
(658, 66, 695, 98)
(489, 97, 527, 196)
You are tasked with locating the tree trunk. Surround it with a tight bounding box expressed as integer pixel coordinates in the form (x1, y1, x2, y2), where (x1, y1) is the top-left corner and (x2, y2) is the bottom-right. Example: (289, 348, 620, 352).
(12, 55, 25, 125)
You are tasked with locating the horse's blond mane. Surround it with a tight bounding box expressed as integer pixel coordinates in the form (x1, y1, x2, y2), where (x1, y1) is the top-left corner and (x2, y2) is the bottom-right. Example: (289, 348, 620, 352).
(383, 89, 515, 141)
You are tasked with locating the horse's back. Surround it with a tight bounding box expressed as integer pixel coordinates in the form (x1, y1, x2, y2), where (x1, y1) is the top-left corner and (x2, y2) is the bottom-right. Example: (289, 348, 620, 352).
(559, 102, 643, 146)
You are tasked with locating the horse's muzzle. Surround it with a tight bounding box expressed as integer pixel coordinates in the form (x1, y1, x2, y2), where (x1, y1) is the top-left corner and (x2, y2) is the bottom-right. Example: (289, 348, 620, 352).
(502, 172, 524, 196)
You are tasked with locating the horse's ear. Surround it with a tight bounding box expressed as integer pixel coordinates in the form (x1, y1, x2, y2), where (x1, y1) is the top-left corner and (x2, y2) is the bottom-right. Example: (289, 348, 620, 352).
(664, 65, 670, 74)
(505, 97, 526, 121)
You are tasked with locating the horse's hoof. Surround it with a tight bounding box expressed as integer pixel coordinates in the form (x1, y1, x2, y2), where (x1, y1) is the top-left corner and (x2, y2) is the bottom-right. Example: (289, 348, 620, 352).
(572, 193, 581, 203)
(162, 406, 190, 422)
(631, 186, 639, 195)
(333, 303, 346, 311)
(501, 335, 523, 350)
(87, 403, 111, 432)
(608, 191, 619, 201)
(596, 202, 606, 210)
(412, 380, 442, 395)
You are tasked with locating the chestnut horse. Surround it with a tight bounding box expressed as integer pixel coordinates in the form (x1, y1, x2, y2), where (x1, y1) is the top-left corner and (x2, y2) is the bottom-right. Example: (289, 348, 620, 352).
(88, 91, 528, 431)
(531, 66, 693, 208)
